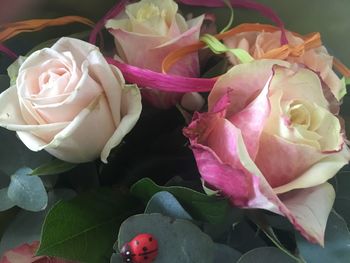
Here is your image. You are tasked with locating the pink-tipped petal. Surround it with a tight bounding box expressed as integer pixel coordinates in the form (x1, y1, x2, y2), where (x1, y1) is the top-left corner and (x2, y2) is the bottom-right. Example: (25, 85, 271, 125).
(229, 74, 272, 159)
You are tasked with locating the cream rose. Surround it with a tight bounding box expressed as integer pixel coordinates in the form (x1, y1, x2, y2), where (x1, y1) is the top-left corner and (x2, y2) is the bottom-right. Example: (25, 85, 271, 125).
(0, 37, 142, 163)
(223, 31, 346, 100)
(105, 0, 204, 109)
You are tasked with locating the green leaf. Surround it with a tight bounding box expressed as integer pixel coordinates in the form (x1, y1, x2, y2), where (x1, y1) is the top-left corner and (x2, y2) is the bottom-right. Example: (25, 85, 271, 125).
(247, 211, 303, 262)
(7, 56, 26, 86)
(30, 159, 76, 176)
(200, 34, 254, 63)
(118, 213, 215, 263)
(130, 178, 230, 224)
(213, 243, 241, 262)
(345, 77, 350, 85)
(296, 211, 350, 263)
(237, 247, 296, 263)
(36, 188, 141, 263)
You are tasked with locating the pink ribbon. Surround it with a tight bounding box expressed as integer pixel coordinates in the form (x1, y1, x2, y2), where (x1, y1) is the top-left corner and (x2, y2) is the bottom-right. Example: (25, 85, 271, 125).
(106, 57, 216, 92)
(0, 44, 18, 59)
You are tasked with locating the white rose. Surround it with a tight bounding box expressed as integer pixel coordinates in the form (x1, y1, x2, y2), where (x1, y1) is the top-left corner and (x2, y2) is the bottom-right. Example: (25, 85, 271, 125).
(0, 37, 142, 163)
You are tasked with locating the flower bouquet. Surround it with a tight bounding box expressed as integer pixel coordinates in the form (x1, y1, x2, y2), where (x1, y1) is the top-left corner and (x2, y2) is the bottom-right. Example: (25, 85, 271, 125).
(0, 0, 349, 262)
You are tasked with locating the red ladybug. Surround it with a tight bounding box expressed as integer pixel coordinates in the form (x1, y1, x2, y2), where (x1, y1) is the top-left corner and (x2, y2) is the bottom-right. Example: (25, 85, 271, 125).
(120, 233, 158, 263)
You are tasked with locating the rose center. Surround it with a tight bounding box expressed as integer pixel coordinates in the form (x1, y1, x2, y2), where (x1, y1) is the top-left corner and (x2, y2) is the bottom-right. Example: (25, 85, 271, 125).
(289, 102, 311, 128)
(37, 67, 70, 96)
(135, 3, 165, 22)
(283, 99, 341, 151)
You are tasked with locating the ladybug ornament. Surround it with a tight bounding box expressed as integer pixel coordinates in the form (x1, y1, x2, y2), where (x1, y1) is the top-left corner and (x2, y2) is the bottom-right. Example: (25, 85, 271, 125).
(120, 233, 158, 263)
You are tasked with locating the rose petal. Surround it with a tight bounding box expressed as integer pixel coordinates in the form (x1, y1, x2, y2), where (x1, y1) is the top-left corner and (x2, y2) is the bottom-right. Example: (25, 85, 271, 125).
(255, 132, 323, 189)
(0, 86, 67, 143)
(208, 60, 288, 117)
(229, 74, 272, 159)
(33, 61, 103, 123)
(0, 241, 77, 263)
(101, 83, 142, 163)
(271, 66, 329, 109)
(278, 183, 335, 246)
(87, 60, 124, 127)
(273, 145, 350, 194)
(185, 114, 255, 207)
(0, 241, 43, 263)
(42, 94, 116, 163)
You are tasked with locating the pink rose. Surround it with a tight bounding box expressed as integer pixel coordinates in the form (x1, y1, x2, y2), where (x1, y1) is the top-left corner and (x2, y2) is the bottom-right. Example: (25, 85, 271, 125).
(184, 59, 350, 245)
(105, 0, 204, 109)
(224, 30, 346, 100)
(0, 37, 142, 163)
(0, 241, 76, 263)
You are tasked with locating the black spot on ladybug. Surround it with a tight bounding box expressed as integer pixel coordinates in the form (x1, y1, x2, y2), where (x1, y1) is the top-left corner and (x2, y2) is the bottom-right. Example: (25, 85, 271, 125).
(136, 241, 140, 245)
(144, 256, 149, 260)
(143, 246, 148, 251)
(148, 237, 153, 242)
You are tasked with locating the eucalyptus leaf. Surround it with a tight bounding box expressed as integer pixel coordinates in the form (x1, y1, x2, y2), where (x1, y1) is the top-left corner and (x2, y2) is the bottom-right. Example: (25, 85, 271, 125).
(145, 191, 192, 220)
(7, 167, 48, 212)
(110, 253, 123, 263)
(30, 159, 76, 176)
(296, 212, 350, 263)
(237, 247, 296, 263)
(131, 178, 230, 224)
(213, 243, 241, 263)
(0, 188, 15, 211)
(118, 213, 214, 263)
(36, 189, 141, 263)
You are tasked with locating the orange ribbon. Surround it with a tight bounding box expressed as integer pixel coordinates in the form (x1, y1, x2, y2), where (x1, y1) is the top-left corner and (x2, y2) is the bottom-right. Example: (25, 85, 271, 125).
(0, 16, 94, 43)
(162, 23, 350, 78)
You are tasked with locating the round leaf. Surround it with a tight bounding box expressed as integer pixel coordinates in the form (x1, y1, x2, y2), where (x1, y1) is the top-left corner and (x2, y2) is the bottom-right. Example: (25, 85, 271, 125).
(297, 212, 350, 263)
(145, 191, 192, 220)
(237, 247, 296, 263)
(214, 243, 241, 263)
(110, 253, 123, 263)
(8, 168, 48, 211)
(118, 213, 214, 263)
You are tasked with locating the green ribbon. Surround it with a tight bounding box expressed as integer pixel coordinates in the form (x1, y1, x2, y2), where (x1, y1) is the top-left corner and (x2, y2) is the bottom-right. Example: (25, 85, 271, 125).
(200, 34, 254, 64)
